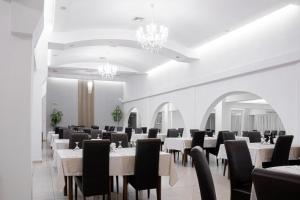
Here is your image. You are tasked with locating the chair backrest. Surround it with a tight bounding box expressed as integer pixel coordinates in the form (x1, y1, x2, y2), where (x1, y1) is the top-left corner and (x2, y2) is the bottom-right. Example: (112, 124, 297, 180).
(190, 129, 200, 137)
(111, 133, 128, 148)
(102, 132, 112, 140)
(82, 140, 110, 196)
(242, 131, 249, 137)
(135, 128, 143, 134)
(134, 139, 161, 189)
(55, 126, 60, 134)
(63, 128, 72, 139)
(69, 133, 89, 149)
(192, 131, 205, 148)
(215, 131, 227, 153)
(90, 129, 102, 139)
(167, 129, 179, 138)
(141, 127, 147, 134)
(271, 135, 294, 166)
(104, 126, 109, 131)
(58, 127, 68, 139)
(91, 125, 99, 130)
(232, 131, 238, 136)
(248, 131, 261, 143)
(278, 130, 286, 136)
(223, 132, 236, 141)
(224, 140, 253, 188)
(116, 126, 123, 132)
(178, 128, 184, 136)
(271, 130, 278, 137)
(148, 128, 159, 138)
(125, 127, 132, 142)
(252, 168, 300, 200)
(264, 130, 271, 136)
(191, 147, 217, 200)
(109, 126, 115, 131)
(206, 131, 214, 137)
(83, 128, 91, 134)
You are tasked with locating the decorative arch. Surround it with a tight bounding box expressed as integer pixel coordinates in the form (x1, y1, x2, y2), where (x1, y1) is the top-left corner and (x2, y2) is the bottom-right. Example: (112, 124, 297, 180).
(125, 107, 141, 128)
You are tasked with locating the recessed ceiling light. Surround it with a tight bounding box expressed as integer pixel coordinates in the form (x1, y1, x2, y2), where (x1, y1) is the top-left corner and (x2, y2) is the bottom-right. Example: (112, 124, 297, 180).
(99, 57, 106, 60)
(60, 6, 67, 10)
(133, 17, 144, 22)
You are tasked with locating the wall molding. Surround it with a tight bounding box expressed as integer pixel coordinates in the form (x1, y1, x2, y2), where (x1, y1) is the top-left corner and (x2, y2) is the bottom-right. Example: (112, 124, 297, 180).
(123, 49, 300, 103)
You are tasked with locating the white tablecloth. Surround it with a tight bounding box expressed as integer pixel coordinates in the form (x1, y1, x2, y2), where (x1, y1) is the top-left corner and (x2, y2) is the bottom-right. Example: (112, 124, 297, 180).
(218, 143, 300, 167)
(55, 148, 178, 189)
(53, 139, 69, 150)
(50, 133, 59, 148)
(250, 165, 300, 200)
(131, 133, 167, 142)
(163, 136, 219, 152)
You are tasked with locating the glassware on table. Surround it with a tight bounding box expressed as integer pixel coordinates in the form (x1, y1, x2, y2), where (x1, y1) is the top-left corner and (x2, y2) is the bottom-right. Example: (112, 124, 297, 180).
(73, 142, 80, 151)
(118, 141, 122, 148)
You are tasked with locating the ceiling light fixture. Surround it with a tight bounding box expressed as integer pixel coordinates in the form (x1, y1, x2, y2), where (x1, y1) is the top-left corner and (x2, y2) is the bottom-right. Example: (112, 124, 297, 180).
(98, 59, 118, 80)
(136, 4, 168, 53)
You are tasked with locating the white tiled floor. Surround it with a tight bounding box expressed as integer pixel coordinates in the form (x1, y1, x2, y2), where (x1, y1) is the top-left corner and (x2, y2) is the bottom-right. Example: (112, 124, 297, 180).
(32, 142, 230, 200)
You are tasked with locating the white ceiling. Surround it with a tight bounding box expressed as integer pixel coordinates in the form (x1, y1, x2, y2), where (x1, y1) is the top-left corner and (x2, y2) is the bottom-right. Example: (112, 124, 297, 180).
(49, 0, 291, 79)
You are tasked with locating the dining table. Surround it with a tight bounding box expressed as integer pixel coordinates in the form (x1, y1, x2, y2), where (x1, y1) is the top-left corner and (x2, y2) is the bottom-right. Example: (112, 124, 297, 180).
(250, 165, 300, 200)
(55, 147, 178, 200)
(218, 142, 300, 167)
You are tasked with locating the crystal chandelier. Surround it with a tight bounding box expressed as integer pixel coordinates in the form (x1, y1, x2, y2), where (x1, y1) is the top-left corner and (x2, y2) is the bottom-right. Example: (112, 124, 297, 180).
(136, 4, 168, 53)
(98, 62, 118, 80)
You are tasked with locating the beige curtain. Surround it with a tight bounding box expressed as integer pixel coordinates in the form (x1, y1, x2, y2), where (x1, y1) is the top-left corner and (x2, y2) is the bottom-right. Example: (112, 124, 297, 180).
(78, 80, 94, 127)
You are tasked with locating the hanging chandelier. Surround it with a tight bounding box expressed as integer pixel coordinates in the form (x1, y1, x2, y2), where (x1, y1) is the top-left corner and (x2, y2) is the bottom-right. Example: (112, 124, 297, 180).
(136, 4, 168, 53)
(98, 62, 118, 80)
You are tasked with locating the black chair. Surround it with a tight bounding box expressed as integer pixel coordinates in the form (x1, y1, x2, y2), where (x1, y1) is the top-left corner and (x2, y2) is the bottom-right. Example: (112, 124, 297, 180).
(222, 132, 236, 176)
(278, 130, 286, 136)
(271, 130, 278, 137)
(111, 133, 128, 148)
(109, 126, 115, 131)
(125, 139, 161, 200)
(141, 127, 147, 134)
(242, 131, 249, 137)
(191, 147, 217, 200)
(125, 128, 132, 143)
(75, 140, 111, 200)
(55, 126, 60, 134)
(178, 128, 184, 137)
(69, 133, 89, 149)
(91, 125, 99, 130)
(167, 129, 179, 138)
(102, 132, 112, 140)
(252, 168, 300, 200)
(104, 126, 109, 131)
(206, 131, 214, 137)
(90, 129, 102, 139)
(116, 126, 123, 132)
(63, 129, 72, 139)
(225, 140, 253, 200)
(262, 135, 294, 168)
(190, 129, 200, 137)
(83, 128, 91, 134)
(248, 131, 261, 143)
(58, 127, 68, 139)
(206, 131, 227, 165)
(148, 128, 159, 138)
(183, 131, 205, 166)
(135, 128, 143, 134)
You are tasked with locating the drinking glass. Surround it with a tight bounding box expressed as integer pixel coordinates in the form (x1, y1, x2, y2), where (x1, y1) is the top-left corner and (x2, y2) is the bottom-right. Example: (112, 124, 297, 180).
(73, 142, 80, 151)
(118, 141, 122, 149)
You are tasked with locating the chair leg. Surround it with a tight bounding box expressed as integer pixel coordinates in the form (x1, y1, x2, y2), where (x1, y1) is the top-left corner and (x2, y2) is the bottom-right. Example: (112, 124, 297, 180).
(206, 151, 210, 164)
(148, 189, 150, 199)
(123, 176, 128, 200)
(116, 176, 119, 193)
(108, 177, 112, 200)
(103, 195, 105, 200)
(157, 177, 161, 200)
(136, 190, 138, 200)
(223, 160, 227, 176)
(216, 157, 219, 166)
(75, 182, 78, 200)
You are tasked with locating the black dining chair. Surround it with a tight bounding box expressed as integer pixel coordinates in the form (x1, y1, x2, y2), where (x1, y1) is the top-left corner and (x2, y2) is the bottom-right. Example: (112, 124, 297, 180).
(278, 130, 286, 136)
(252, 168, 300, 200)
(109, 126, 115, 131)
(116, 126, 123, 132)
(262, 135, 294, 168)
(148, 128, 159, 138)
(125, 139, 161, 200)
(111, 133, 128, 148)
(104, 126, 109, 131)
(125, 128, 132, 143)
(75, 140, 111, 200)
(63, 128, 72, 139)
(91, 125, 99, 130)
(183, 131, 205, 166)
(206, 131, 214, 137)
(178, 128, 184, 137)
(135, 128, 143, 134)
(191, 146, 217, 200)
(141, 127, 148, 134)
(271, 130, 278, 137)
(248, 131, 261, 143)
(69, 133, 89, 149)
(90, 129, 102, 139)
(242, 131, 249, 137)
(102, 132, 112, 140)
(190, 129, 200, 137)
(167, 129, 179, 138)
(83, 128, 91, 134)
(222, 132, 236, 176)
(55, 126, 60, 134)
(58, 127, 68, 139)
(206, 131, 227, 165)
(225, 140, 253, 200)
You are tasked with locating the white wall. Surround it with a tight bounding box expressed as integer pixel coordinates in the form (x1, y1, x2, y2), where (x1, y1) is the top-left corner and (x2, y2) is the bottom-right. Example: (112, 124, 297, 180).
(46, 78, 78, 130)
(123, 5, 300, 142)
(94, 81, 124, 129)
(0, 1, 42, 199)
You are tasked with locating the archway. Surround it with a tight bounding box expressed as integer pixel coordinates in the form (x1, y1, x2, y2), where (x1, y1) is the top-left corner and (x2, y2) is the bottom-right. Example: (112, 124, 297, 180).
(127, 107, 141, 129)
(151, 102, 186, 134)
(200, 91, 285, 135)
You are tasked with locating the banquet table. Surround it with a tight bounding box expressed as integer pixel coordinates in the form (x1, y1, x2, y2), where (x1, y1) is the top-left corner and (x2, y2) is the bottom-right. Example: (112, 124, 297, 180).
(164, 136, 249, 152)
(218, 142, 300, 167)
(55, 147, 178, 200)
(130, 133, 167, 142)
(250, 165, 300, 200)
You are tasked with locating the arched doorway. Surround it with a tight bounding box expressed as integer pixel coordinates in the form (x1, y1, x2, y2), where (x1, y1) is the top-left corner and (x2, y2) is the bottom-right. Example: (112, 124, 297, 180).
(201, 92, 285, 135)
(127, 107, 141, 129)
